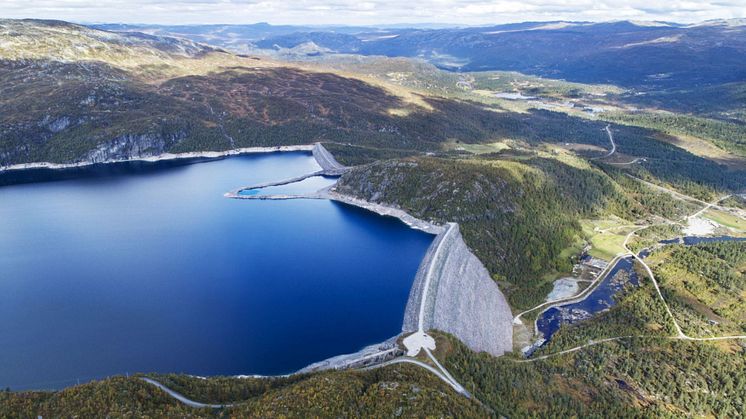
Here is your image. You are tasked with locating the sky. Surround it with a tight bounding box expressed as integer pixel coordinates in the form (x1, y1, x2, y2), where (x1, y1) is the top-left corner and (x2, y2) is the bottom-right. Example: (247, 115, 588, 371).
(2, 0, 745, 26)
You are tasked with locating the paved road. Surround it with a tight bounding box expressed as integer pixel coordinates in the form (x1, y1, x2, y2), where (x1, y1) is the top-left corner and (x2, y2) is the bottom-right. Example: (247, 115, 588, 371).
(513, 254, 623, 325)
(365, 357, 470, 397)
(140, 377, 233, 409)
(424, 348, 469, 396)
(591, 124, 615, 160)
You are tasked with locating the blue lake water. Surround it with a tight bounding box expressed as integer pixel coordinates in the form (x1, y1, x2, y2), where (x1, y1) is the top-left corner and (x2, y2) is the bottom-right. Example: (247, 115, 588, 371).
(536, 257, 639, 346)
(534, 235, 745, 353)
(681, 235, 746, 245)
(0, 152, 433, 390)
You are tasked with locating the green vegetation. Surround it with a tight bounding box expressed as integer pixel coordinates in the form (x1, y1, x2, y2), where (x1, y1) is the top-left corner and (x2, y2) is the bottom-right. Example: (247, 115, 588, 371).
(721, 194, 746, 210)
(535, 266, 676, 355)
(601, 126, 745, 199)
(600, 166, 702, 216)
(0, 376, 194, 417)
(648, 241, 746, 337)
(308, 55, 620, 103)
(704, 209, 746, 232)
(579, 219, 635, 260)
(6, 332, 746, 417)
(0, 365, 484, 417)
(626, 223, 682, 254)
(5, 19, 746, 418)
(604, 111, 746, 157)
(440, 332, 746, 417)
(337, 155, 636, 309)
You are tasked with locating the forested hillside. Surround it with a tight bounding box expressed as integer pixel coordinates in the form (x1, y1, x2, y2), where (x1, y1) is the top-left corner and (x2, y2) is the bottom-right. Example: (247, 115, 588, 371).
(3, 16, 746, 418)
(4, 331, 743, 417)
(0, 365, 483, 417)
(648, 241, 746, 337)
(336, 155, 637, 308)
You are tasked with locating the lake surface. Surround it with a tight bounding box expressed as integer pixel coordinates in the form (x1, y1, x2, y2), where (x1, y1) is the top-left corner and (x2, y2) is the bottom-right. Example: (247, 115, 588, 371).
(536, 257, 639, 348)
(533, 235, 745, 353)
(0, 152, 433, 390)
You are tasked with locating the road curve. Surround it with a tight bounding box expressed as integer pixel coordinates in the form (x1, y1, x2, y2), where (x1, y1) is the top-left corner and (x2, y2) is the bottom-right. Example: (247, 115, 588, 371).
(140, 377, 233, 409)
(591, 124, 615, 160)
(364, 357, 470, 397)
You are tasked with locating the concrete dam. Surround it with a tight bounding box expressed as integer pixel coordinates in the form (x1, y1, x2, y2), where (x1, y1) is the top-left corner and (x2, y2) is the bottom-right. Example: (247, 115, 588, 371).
(403, 223, 513, 356)
(226, 143, 513, 360)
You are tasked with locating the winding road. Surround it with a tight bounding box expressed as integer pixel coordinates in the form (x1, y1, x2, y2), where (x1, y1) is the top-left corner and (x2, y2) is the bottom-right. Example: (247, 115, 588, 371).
(140, 377, 233, 409)
(591, 124, 615, 160)
(364, 356, 470, 397)
(522, 190, 746, 362)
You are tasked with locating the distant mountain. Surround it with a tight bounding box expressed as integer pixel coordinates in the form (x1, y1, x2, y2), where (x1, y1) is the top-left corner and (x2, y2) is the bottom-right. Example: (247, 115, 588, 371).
(103, 20, 746, 91)
(0, 19, 538, 166)
(285, 20, 746, 90)
(90, 22, 381, 54)
(1, 18, 215, 62)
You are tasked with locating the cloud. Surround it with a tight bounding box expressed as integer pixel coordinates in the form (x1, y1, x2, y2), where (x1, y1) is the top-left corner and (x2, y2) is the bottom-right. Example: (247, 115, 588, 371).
(1, 0, 743, 25)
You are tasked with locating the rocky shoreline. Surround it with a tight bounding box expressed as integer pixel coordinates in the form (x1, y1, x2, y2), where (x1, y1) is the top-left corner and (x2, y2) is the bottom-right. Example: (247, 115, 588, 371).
(0, 145, 315, 172)
(5, 142, 512, 375)
(229, 143, 513, 367)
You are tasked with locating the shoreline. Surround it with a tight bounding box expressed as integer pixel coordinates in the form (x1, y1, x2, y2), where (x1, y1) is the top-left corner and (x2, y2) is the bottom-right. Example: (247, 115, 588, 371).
(225, 175, 445, 236)
(0, 145, 315, 172)
(5, 142, 507, 386)
(228, 145, 512, 361)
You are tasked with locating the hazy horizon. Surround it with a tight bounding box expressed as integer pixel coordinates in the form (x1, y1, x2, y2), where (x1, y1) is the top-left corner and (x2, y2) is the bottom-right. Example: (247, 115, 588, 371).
(2, 1, 744, 27)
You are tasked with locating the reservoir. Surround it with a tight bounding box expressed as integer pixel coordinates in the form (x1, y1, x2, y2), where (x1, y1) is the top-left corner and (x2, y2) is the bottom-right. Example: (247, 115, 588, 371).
(536, 256, 639, 346)
(534, 235, 746, 352)
(0, 152, 433, 390)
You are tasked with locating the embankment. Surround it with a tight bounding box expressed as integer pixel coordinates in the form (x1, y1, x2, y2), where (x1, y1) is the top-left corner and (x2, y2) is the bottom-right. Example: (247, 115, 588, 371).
(403, 223, 513, 356)
(227, 144, 513, 358)
(312, 143, 347, 175)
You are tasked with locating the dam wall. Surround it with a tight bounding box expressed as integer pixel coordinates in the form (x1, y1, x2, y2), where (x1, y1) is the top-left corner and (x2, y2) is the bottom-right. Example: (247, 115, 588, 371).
(228, 144, 513, 360)
(403, 223, 513, 356)
(312, 143, 347, 175)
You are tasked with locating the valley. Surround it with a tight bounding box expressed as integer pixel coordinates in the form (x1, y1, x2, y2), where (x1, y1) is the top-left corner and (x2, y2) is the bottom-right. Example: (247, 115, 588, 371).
(1, 16, 746, 417)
